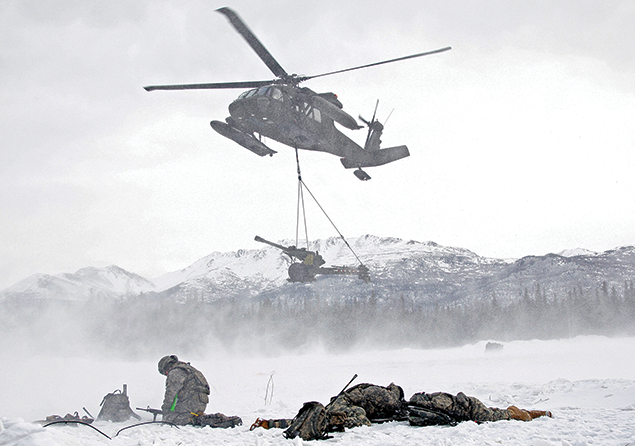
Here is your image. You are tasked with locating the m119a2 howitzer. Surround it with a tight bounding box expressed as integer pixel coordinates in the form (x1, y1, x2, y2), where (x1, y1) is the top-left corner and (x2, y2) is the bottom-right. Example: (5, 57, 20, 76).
(255, 235, 370, 283)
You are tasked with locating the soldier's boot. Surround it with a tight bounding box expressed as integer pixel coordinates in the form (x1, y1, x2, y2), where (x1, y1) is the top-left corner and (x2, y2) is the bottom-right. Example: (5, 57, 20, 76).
(527, 409, 552, 419)
(506, 406, 532, 421)
(250, 418, 269, 430)
(250, 418, 290, 430)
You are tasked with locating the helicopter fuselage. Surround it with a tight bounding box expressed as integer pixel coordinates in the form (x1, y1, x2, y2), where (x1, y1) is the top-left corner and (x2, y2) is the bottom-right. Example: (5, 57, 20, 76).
(223, 84, 362, 160)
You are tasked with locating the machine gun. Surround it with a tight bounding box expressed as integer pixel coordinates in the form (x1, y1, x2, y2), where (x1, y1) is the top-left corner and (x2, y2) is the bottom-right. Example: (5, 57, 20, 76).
(255, 235, 370, 283)
(136, 407, 163, 422)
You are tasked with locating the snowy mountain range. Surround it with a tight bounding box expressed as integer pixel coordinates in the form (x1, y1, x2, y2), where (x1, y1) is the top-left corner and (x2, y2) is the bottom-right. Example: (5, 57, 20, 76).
(2, 235, 635, 306)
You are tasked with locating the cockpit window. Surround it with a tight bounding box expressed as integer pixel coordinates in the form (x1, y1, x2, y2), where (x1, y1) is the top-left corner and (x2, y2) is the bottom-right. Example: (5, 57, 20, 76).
(240, 89, 257, 99)
(270, 87, 283, 101)
(238, 87, 278, 100)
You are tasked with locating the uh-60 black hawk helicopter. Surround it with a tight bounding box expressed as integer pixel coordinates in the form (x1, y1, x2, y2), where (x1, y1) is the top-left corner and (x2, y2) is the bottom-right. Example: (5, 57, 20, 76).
(144, 7, 451, 181)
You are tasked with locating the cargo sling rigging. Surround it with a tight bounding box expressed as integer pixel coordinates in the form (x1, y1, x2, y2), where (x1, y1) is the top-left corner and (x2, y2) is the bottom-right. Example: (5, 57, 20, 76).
(294, 147, 363, 266)
(254, 148, 370, 282)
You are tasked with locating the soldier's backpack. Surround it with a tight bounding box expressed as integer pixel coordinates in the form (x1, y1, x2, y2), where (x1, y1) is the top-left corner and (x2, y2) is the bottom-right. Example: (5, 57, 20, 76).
(283, 401, 330, 441)
(342, 383, 409, 422)
(171, 362, 210, 394)
(97, 384, 141, 422)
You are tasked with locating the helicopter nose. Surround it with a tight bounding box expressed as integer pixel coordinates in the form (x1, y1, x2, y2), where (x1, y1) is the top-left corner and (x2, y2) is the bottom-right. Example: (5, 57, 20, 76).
(229, 100, 248, 118)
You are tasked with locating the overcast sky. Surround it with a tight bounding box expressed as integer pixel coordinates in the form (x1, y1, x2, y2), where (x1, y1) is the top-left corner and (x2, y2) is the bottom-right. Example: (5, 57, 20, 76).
(1, 0, 634, 289)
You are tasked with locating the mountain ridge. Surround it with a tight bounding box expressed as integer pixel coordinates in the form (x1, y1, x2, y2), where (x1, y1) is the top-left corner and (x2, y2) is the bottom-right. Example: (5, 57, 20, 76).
(2, 235, 634, 307)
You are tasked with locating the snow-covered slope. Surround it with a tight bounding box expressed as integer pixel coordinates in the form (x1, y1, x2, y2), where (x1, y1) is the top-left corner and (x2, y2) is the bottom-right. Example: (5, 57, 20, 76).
(149, 235, 508, 303)
(151, 245, 290, 296)
(0, 265, 155, 301)
(473, 246, 635, 304)
(558, 248, 598, 257)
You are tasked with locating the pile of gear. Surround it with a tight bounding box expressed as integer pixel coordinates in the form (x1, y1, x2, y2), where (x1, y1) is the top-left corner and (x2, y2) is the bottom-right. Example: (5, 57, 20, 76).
(43, 385, 139, 426)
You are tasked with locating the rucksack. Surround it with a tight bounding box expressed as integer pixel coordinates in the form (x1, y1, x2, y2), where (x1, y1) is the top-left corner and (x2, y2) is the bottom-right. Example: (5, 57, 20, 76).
(171, 362, 210, 397)
(283, 401, 329, 441)
(97, 384, 141, 422)
(342, 383, 408, 421)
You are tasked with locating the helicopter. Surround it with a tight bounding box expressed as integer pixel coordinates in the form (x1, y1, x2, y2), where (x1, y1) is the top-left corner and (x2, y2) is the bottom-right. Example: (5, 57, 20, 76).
(144, 7, 451, 181)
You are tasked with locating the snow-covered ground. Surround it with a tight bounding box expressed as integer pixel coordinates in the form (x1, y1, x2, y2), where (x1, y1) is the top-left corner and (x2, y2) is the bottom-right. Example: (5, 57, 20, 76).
(2, 336, 635, 445)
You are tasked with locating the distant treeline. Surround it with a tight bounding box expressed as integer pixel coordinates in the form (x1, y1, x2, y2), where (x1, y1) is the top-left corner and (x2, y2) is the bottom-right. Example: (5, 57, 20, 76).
(3, 280, 635, 357)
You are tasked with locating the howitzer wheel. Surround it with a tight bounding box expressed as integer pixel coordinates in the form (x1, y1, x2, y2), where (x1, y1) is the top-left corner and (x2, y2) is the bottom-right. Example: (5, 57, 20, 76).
(358, 265, 371, 283)
(288, 263, 317, 282)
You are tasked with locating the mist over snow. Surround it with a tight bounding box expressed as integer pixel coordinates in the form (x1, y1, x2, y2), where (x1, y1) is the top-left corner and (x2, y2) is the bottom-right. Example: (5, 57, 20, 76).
(2, 337, 635, 445)
(3, 235, 635, 360)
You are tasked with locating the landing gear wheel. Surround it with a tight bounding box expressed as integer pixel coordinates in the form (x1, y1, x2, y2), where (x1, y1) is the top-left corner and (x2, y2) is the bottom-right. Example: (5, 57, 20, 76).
(288, 263, 317, 282)
(354, 168, 371, 181)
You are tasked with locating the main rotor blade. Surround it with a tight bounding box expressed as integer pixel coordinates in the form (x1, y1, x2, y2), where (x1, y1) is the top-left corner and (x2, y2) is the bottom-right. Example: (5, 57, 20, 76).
(144, 80, 275, 92)
(300, 46, 452, 82)
(216, 7, 288, 79)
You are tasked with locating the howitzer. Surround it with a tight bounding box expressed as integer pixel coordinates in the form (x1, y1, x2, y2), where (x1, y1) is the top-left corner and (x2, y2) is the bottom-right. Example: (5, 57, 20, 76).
(255, 235, 371, 283)
(255, 235, 326, 266)
(136, 407, 163, 422)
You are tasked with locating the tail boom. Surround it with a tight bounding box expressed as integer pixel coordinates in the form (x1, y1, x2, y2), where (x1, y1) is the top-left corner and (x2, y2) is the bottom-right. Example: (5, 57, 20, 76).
(340, 145, 409, 169)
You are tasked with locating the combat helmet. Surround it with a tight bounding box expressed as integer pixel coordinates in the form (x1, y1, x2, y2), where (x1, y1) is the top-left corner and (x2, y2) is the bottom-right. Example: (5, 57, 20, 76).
(158, 355, 178, 375)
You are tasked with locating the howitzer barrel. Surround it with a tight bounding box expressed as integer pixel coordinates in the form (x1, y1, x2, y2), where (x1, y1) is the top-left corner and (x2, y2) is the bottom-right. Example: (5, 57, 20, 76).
(255, 235, 325, 267)
(254, 235, 288, 251)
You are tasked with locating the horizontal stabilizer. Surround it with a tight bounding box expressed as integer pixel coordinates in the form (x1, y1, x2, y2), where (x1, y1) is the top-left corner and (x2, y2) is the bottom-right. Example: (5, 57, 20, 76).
(340, 145, 409, 169)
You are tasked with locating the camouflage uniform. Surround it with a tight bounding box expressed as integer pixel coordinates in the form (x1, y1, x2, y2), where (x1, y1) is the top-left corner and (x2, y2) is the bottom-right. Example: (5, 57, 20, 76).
(254, 383, 407, 433)
(327, 383, 408, 430)
(408, 391, 511, 426)
(265, 419, 292, 429)
(158, 356, 210, 425)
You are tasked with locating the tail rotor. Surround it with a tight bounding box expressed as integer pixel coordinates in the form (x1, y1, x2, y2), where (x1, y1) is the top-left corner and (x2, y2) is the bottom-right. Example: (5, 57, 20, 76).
(359, 100, 380, 150)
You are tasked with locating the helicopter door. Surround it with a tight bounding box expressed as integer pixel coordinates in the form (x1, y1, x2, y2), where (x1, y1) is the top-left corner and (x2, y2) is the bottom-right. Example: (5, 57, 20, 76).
(295, 102, 321, 125)
(267, 87, 285, 121)
(309, 107, 321, 123)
